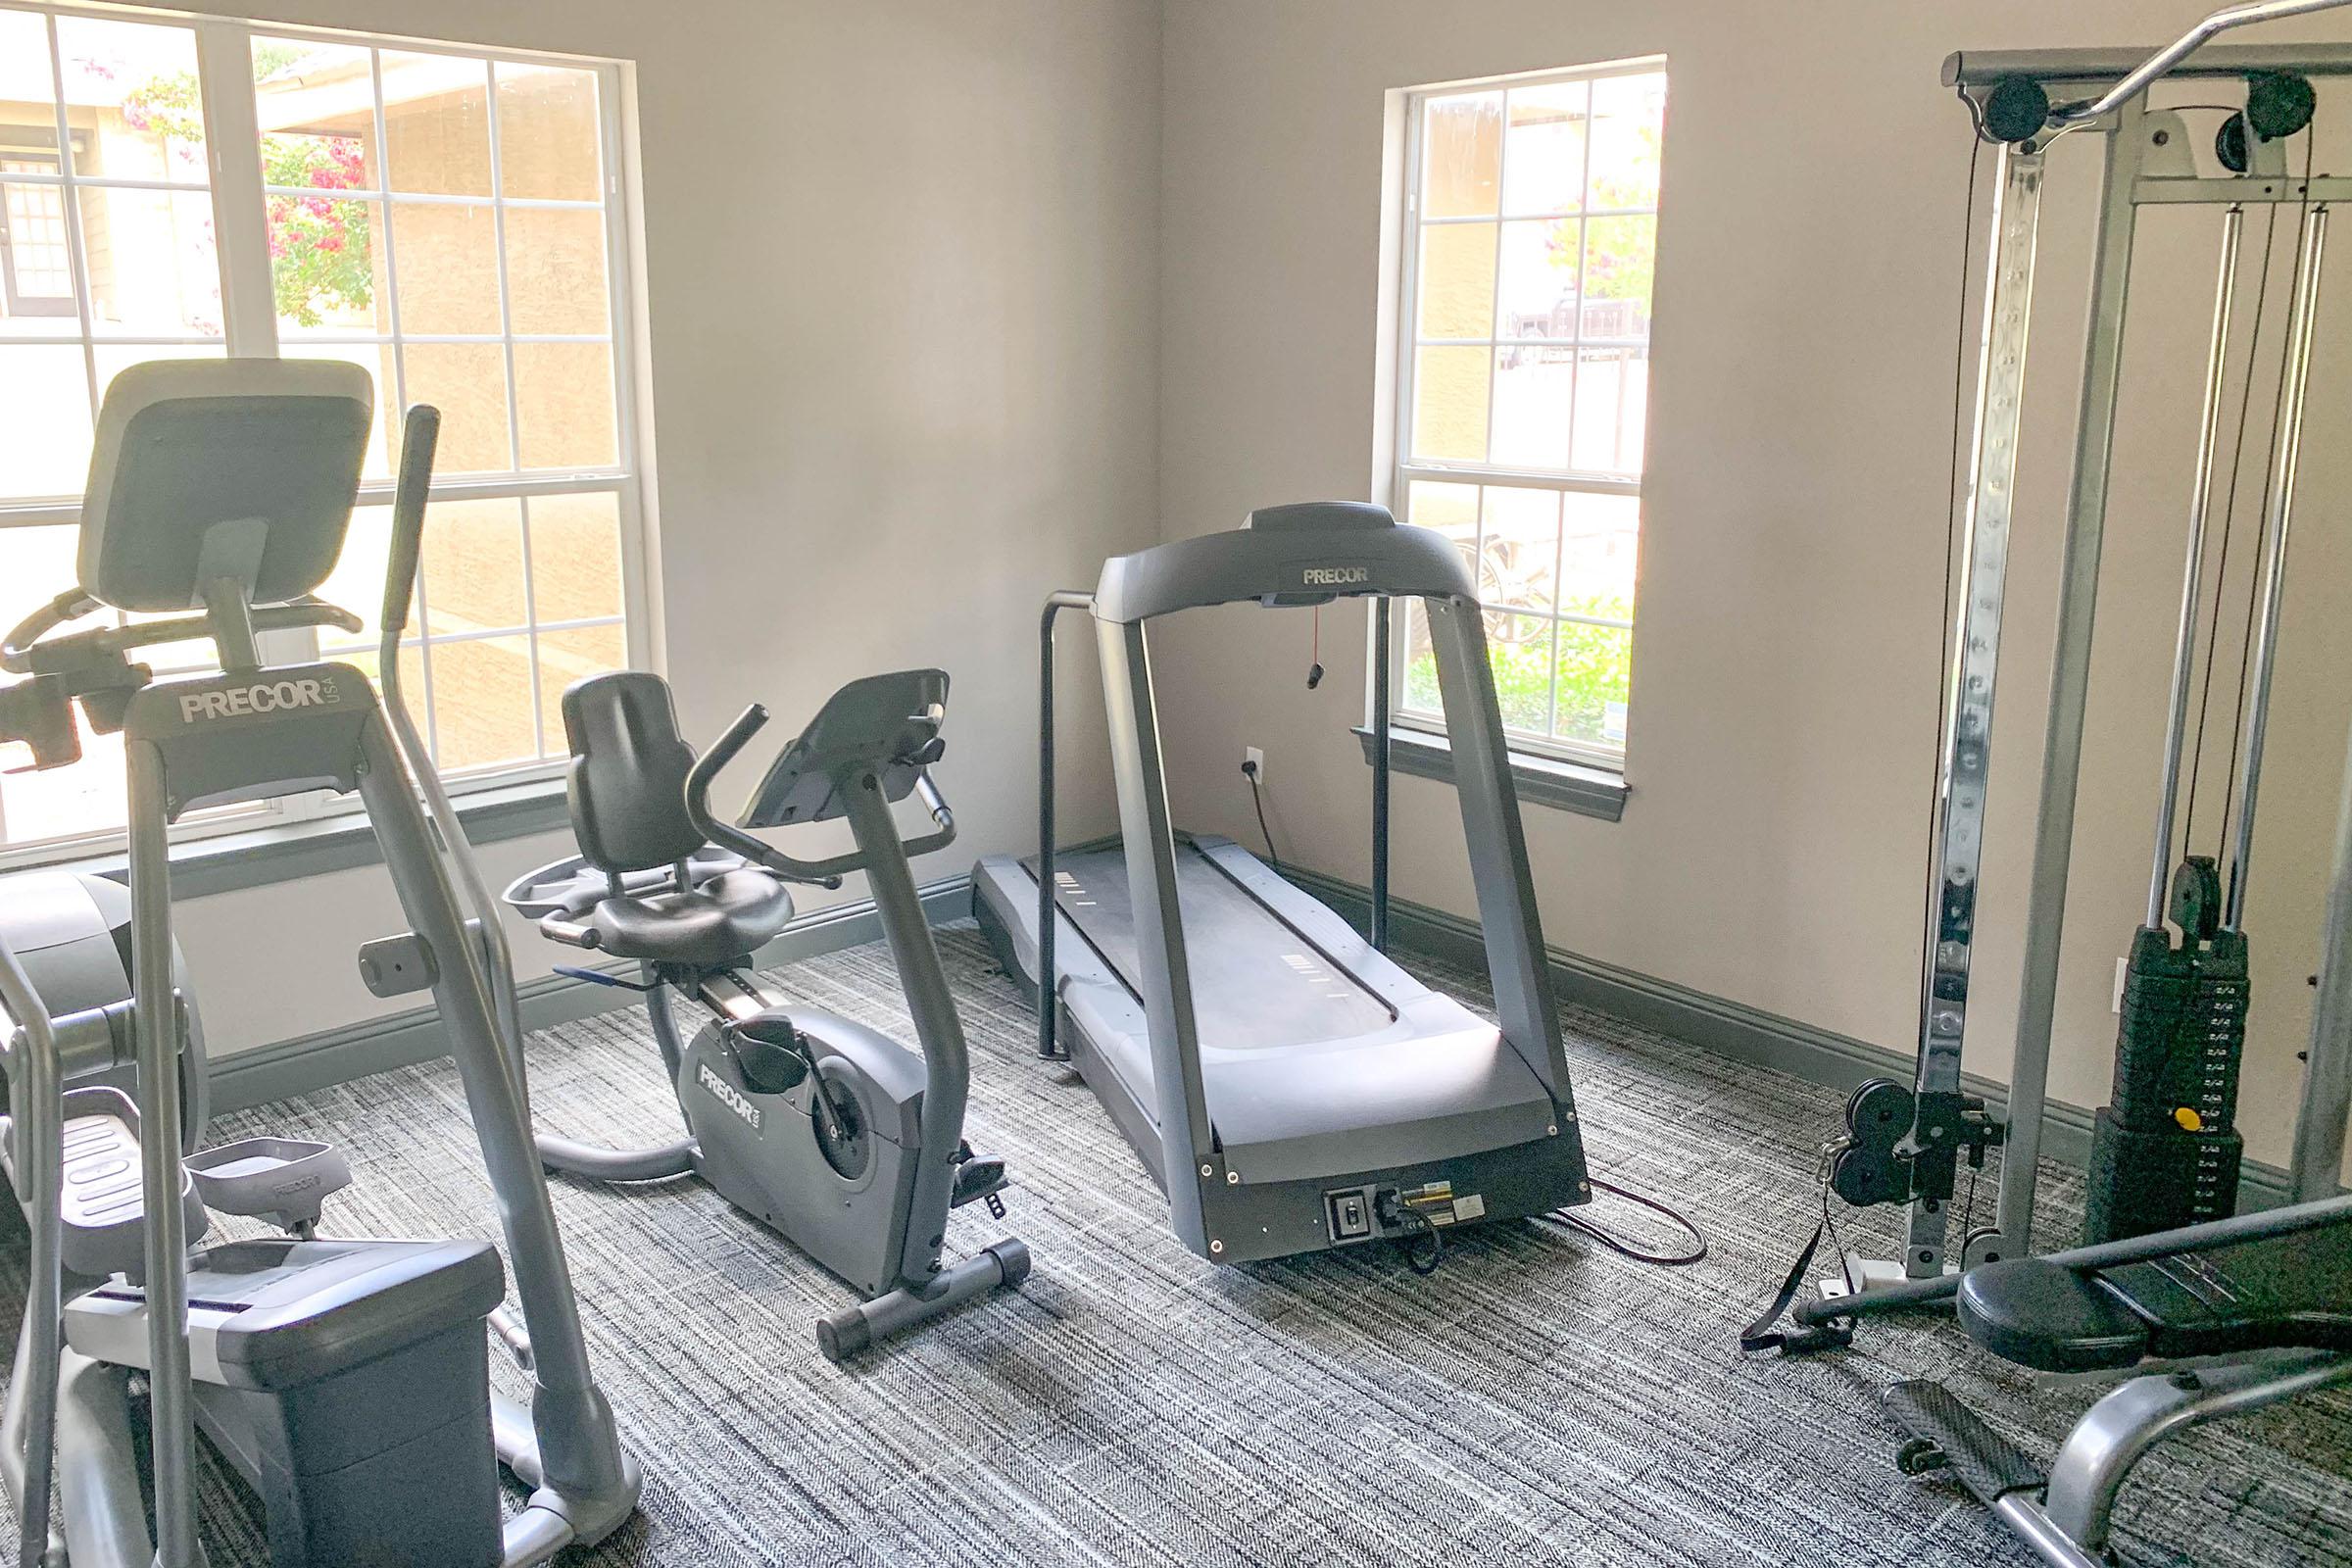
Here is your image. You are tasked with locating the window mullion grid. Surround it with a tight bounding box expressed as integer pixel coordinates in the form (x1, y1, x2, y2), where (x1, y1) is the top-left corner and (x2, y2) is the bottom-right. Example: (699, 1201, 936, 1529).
(1567, 83, 1596, 479)
(365, 48, 409, 432)
(481, 58, 545, 757)
(43, 10, 100, 427)
(1479, 90, 1506, 470)
(1544, 488, 1565, 742)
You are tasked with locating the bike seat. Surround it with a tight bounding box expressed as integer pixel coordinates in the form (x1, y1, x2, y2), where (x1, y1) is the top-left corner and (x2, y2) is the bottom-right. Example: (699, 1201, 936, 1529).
(1957, 1258, 2150, 1373)
(589, 868, 795, 966)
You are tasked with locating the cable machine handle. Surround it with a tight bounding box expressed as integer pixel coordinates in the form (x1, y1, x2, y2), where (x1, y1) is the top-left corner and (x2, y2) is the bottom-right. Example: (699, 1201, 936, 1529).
(2056, 0, 2352, 126)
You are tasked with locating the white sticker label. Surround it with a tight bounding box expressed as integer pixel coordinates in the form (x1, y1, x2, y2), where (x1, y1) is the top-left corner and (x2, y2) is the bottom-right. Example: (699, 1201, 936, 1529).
(1454, 1193, 1487, 1221)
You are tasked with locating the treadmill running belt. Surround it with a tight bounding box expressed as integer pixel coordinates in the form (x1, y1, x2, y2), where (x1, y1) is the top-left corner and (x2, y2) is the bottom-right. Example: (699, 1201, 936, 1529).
(1040, 845, 1396, 1052)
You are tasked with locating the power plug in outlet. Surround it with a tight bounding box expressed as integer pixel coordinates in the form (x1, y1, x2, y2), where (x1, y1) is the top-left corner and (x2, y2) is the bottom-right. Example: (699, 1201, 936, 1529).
(1244, 746, 1265, 780)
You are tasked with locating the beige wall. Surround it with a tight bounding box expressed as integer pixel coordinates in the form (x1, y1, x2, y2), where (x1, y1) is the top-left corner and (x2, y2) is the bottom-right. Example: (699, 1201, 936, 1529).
(1152, 0, 2352, 1171)
(158, 0, 1160, 1056)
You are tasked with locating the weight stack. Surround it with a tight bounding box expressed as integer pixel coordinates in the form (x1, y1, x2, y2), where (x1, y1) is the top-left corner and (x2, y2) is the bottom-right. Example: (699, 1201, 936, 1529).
(2084, 927, 2250, 1244)
(2083, 1109, 2243, 1242)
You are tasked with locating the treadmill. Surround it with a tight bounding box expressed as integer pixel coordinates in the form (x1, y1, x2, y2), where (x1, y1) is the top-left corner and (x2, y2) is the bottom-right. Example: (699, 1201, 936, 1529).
(973, 501, 1591, 1264)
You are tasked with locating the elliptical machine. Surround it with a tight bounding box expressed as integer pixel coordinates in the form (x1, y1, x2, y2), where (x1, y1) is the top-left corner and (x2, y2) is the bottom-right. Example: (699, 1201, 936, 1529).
(0, 360, 639, 1566)
(504, 669, 1027, 1359)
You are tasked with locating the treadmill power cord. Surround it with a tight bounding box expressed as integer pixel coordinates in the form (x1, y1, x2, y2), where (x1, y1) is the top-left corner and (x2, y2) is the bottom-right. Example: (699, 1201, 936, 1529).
(1540, 1177, 1709, 1268)
(1241, 756, 1281, 873)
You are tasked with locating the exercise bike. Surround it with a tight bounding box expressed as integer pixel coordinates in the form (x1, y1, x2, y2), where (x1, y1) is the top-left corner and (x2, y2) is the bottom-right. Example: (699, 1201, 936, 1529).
(504, 669, 1027, 1359)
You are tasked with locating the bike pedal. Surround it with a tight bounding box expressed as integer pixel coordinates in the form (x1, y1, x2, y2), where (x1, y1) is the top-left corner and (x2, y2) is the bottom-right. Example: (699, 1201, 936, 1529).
(951, 1153, 1008, 1209)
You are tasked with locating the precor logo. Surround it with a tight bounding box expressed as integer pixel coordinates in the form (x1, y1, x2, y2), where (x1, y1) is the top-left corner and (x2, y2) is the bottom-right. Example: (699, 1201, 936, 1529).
(177, 676, 335, 724)
(1301, 565, 1371, 587)
(698, 1061, 763, 1130)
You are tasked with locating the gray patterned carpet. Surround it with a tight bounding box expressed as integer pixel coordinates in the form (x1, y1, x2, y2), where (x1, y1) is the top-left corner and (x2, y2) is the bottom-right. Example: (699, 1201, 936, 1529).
(5, 920, 2348, 1566)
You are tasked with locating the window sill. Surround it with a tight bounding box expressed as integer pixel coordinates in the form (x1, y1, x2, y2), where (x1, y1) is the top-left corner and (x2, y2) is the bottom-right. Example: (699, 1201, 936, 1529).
(1353, 725, 1628, 822)
(39, 778, 571, 901)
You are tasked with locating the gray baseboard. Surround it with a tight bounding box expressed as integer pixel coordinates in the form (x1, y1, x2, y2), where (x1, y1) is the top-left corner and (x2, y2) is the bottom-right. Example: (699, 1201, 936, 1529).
(1278, 863, 2301, 1210)
(207, 875, 975, 1111)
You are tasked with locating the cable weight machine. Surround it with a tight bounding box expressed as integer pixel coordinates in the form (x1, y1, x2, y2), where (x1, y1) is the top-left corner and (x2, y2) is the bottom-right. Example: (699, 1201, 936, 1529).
(1795, 1, 2352, 1323)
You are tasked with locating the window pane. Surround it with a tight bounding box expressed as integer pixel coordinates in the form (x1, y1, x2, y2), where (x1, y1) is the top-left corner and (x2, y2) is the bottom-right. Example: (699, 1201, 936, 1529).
(1553, 622, 1631, 750)
(503, 206, 609, 335)
(317, 504, 395, 651)
(1415, 221, 1494, 341)
(1495, 219, 1577, 342)
(535, 622, 625, 741)
(1589, 73, 1665, 210)
(526, 493, 623, 621)
(495, 64, 602, 201)
(1475, 488, 1559, 615)
(1400, 598, 1441, 714)
(391, 200, 500, 334)
(1490, 349, 1572, 468)
(1, 711, 125, 847)
(1410, 345, 1488, 464)
(1420, 92, 1499, 219)
(1559, 491, 1641, 612)
(1486, 612, 1554, 734)
(59, 18, 208, 183)
(426, 635, 536, 771)
(0, 526, 112, 847)
(514, 341, 615, 469)
(381, 51, 492, 197)
(1502, 81, 1588, 217)
(79, 188, 221, 337)
(253, 38, 382, 192)
(422, 497, 526, 634)
(282, 341, 399, 478)
(1581, 213, 1654, 330)
(401, 341, 511, 471)
(0, 344, 92, 499)
(0, 177, 77, 336)
(0, 13, 57, 109)
(343, 644, 426, 743)
(1570, 345, 1648, 474)
(269, 196, 382, 334)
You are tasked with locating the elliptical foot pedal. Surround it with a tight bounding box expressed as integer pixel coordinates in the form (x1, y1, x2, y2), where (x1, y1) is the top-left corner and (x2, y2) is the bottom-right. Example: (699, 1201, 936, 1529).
(187, 1137, 353, 1235)
(43, 1086, 208, 1278)
(1884, 1380, 2044, 1506)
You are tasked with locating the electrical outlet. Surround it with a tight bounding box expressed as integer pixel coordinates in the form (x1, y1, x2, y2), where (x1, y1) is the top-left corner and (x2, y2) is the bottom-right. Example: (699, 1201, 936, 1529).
(2113, 955, 2128, 1015)
(1244, 746, 1265, 780)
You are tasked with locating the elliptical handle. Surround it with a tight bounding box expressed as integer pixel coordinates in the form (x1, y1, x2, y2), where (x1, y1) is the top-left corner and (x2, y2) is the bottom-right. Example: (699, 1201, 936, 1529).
(685, 704, 846, 890)
(901, 772, 956, 859)
(380, 406, 442, 653)
(1, 590, 102, 674)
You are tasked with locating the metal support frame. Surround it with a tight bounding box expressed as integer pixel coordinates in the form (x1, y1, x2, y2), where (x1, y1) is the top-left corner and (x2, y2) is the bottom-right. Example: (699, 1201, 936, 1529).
(1845, 0, 2352, 1298)
(2041, 1347, 2352, 1552)
(1895, 136, 2052, 1281)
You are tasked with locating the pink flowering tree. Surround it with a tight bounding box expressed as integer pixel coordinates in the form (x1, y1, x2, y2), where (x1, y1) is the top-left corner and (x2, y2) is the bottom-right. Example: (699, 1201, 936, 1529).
(123, 50, 374, 327)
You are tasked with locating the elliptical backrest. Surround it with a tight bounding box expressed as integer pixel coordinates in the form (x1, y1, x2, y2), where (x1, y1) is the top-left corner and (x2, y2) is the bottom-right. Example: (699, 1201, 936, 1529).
(79, 359, 374, 612)
(562, 671, 708, 874)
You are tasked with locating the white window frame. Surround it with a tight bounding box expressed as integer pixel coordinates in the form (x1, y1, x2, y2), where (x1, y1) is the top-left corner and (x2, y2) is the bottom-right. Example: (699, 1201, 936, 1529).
(0, 1, 654, 870)
(1387, 56, 1662, 774)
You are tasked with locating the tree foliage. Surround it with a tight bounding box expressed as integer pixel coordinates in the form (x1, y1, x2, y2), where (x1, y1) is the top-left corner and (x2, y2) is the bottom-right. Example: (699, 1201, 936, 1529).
(122, 52, 376, 327)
